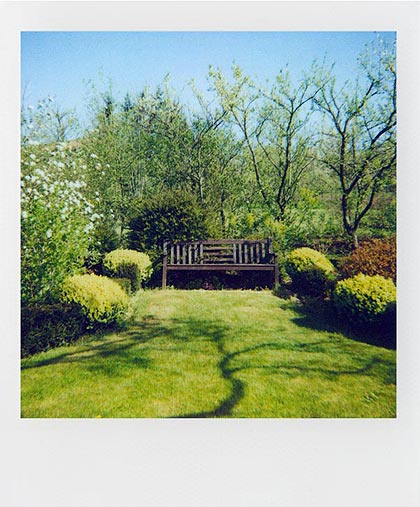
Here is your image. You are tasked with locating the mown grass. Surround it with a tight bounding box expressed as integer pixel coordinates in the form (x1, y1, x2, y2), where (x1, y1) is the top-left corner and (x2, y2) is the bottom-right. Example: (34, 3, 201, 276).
(21, 290, 396, 418)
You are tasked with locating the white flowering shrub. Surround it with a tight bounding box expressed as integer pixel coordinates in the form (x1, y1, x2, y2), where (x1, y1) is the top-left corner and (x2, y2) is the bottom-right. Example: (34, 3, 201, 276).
(21, 144, 100, 304)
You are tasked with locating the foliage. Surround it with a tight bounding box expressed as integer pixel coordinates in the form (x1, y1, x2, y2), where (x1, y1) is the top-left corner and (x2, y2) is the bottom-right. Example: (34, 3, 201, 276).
(315, 39, 396, 247)
(333, 273, 396, 324)
(81, 82, 204, 243)
(111, 278, 132, 294)
(81, 97, 146, 246)
(340, 237, 396, 282)
(60, 274, 130, 327)
(285, 247, 336, 296)
(89, 215, 121, 256)
(209, 64, 321, 221)
(21, 96, 79, 144)
(21, 303, 86, 357)
(103, 249, 153, 292)
(21, 144, 99, 304)
(128, 190, 209, 258)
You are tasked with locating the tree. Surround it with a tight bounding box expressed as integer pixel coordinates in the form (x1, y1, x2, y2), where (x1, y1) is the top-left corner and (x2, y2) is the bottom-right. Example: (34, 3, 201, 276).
(209, 64, 321, 221)
(315, 39, 396, 247)
(122, 92, 134, 113)
(126, 80, 244, 237)
(184, 84, 245, 234)
(21, 97, 79, 144)
(81, 91, 151, 246)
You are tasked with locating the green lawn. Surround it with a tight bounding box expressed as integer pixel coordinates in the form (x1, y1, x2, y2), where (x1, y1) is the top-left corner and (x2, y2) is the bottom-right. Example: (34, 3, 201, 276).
(21, 290, 396, 418)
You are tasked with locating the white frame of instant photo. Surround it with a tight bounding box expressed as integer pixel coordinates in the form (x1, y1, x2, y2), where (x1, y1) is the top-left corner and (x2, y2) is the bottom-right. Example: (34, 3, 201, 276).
(1, 2, 419, 506)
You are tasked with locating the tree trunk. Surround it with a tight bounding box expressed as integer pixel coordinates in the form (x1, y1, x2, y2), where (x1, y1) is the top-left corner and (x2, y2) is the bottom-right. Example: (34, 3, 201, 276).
(351, 230, 359, 249)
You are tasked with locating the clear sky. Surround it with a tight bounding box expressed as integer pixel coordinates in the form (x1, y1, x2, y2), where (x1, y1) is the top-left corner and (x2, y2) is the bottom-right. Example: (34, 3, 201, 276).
(21, 31, 396, 125)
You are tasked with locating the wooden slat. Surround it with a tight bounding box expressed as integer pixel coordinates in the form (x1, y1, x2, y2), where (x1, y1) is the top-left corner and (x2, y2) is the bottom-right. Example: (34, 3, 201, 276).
(202, 257, 234, 263)
(188, 244, 192, 264)
(201, 251, 234, 257)
(202, 245, 233, 251)
(202, 251, 233, 257)
(170, 239, 265, 246)
(167, 264, 275, 271)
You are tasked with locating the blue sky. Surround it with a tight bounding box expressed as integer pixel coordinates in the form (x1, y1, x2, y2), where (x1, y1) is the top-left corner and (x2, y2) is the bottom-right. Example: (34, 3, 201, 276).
(21, 31, 396, 125)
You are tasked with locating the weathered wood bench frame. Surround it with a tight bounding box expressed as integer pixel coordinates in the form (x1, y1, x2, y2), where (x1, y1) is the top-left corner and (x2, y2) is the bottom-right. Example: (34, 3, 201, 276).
(162, 239, 279, 289)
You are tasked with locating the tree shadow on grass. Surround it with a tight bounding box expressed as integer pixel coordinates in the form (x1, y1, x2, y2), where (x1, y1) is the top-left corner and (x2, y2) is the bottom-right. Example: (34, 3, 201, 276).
(22, 307, 396, 417)
(285, 298, 396, 350)
(171, 319, 395, 418)
(172, 322, 244, 418)
(21, 320, 167, 376)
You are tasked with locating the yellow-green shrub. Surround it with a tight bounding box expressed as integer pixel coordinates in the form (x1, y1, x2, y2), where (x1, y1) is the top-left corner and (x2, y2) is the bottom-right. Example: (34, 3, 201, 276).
(285, 247, 336, 296)
(111, 277, 132, 294)
(333, 274, 396, 324)
(61, 274, 129, 327)
(103, 249, 152, 292)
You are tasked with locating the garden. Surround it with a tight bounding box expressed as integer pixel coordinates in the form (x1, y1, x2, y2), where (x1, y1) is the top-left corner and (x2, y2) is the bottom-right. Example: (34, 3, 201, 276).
(21, 38, 396, 418)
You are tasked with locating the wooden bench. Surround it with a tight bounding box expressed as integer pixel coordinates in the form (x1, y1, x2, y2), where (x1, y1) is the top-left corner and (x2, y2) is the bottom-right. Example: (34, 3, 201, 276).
(162, 239, 279, 289)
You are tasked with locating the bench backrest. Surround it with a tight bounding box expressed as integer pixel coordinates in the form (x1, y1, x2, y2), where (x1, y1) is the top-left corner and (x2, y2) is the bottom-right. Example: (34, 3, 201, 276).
(163, 239, 274, 265)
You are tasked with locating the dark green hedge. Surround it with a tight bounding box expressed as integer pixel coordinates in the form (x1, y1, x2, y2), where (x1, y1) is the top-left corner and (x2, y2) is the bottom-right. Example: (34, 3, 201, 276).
(21, 303, 87, 357)
(128, 190, 209, 259)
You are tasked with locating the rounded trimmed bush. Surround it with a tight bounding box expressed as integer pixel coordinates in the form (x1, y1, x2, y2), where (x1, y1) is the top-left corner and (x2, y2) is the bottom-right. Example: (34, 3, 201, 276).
(333, 273, 396, 324)
(103, 249, 152, 292)
(60, 274, 129, 327)
(285, 247, 336, 296)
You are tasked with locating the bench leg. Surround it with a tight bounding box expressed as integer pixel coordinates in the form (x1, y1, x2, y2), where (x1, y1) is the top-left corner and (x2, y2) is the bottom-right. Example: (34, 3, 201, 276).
(162, 255, 167, 289)
(273, 254, 279, 289)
